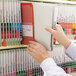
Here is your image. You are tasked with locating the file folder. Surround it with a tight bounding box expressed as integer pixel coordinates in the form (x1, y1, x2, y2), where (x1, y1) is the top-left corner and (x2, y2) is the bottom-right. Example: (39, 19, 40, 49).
(21, 3, 35, 45)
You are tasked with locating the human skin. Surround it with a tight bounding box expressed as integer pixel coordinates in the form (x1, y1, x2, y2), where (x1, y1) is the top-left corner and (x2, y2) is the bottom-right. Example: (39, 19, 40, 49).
(45, 24, 71, 49)
(28, 41, 50, 63)
(27, 24, 71, 63)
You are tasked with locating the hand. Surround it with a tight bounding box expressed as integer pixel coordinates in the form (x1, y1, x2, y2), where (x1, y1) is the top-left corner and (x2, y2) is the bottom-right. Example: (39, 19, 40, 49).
(27, 41, 51, 63)
(45, 24, 71, 49)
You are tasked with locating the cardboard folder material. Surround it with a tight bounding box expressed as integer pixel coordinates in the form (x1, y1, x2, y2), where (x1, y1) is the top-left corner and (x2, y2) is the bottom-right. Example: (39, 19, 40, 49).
(21, 3, 35, 45)
(33, 3, 54, 50)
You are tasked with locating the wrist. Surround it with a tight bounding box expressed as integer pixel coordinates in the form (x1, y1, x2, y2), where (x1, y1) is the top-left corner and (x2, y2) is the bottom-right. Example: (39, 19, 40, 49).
(63, 37, 71, 49)
(40, 55, 51, 63)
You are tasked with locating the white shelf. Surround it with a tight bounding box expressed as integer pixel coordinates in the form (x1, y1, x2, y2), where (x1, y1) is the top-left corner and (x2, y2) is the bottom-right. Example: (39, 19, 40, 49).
(23, 0, 76, 5)
(0, 45, 28, 50)
(56, 40, 76, 45)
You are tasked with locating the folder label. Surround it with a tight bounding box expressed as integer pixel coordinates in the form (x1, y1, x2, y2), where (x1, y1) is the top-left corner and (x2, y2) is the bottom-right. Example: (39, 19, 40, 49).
(22, 25, 33, 37)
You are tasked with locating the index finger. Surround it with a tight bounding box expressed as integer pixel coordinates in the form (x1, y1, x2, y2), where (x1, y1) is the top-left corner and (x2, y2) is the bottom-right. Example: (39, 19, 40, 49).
(45, 26, 56, 35)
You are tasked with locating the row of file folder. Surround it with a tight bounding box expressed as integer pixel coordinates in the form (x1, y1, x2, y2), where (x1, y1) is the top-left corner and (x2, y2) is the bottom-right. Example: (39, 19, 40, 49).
(0, 49, 43, 76)
(0, 48, 76, 75)
(0, 1, 22, 46)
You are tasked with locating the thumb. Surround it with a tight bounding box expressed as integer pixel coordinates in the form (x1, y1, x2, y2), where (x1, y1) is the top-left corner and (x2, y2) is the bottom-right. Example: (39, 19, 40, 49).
(45, 27, 56, 35)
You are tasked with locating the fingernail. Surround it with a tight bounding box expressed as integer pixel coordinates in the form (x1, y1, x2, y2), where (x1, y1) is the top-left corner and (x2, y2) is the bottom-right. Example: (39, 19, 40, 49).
(45, 27, 47, 29)
(45, 27, 48, 30)
(56, 24, 59, 26)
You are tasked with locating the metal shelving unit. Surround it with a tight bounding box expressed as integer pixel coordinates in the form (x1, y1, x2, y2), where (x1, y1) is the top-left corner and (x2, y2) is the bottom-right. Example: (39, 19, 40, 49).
(0, 0, 75, 76)
(0, 0, 75, 50)
(0, 45, 27, 50)
(21, 0, 76, 5)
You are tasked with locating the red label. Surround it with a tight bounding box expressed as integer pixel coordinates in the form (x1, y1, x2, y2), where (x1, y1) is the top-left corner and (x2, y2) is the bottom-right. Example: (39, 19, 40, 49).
(53, 38, 56, 45)
(15, 31, 17, 38)
(10, 31, 12, 38)
(7, 31, 9, 38)
(1, 31, 3, 39)
(18, 31, 19, 38)
(12, 31, 14, 38)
